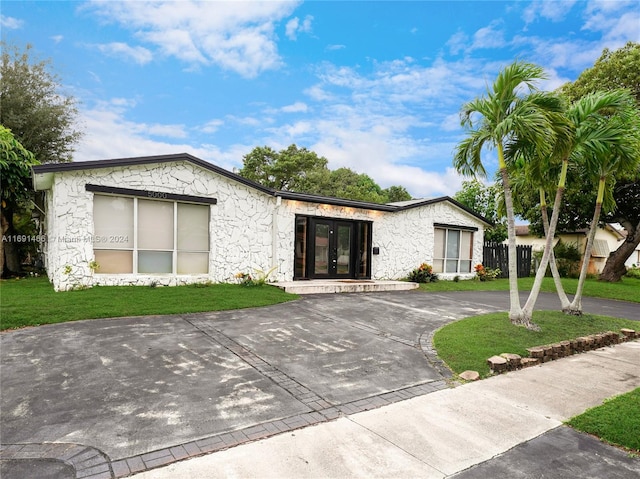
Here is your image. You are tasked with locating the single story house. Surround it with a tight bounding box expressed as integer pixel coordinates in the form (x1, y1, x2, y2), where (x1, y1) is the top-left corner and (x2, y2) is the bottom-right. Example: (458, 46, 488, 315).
(510, 224, 632, 274)
(31, 153, 491, 291)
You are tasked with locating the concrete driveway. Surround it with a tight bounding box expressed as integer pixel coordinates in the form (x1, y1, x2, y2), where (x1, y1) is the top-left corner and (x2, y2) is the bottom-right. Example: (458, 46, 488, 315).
(1, 290, 638, 478)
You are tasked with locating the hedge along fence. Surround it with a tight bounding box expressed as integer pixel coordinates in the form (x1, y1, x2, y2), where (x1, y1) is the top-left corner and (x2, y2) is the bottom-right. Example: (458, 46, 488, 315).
(483, 242, 532, 278)
(487, 328, 639, 374)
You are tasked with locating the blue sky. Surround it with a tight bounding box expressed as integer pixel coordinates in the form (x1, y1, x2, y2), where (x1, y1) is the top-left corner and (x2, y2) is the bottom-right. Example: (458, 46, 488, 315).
(2, 1, 639, 198)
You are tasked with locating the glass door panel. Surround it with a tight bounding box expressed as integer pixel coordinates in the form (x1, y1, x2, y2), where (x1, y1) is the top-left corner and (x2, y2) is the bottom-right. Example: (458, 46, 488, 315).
(336, 224, 351, 275)
(314, 223, 330, 275)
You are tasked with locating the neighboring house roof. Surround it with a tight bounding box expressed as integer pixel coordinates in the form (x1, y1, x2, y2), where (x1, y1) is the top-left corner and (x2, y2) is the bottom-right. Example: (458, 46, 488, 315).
(514, 223, 625, 240)
(31, 153, 492, 226)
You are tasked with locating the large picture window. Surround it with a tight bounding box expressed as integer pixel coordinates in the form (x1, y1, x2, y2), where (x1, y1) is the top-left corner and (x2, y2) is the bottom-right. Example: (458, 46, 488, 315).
(93, 195, 209, 275)
(433, 227, 473, 273)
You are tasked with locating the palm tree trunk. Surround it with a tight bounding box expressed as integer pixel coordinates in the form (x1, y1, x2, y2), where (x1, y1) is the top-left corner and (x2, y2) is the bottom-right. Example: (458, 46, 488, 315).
(498, 144, 524, 324)
(522, 158, 569, 325)
(538, 188, 571, 310)
(567, 177, 606, 313)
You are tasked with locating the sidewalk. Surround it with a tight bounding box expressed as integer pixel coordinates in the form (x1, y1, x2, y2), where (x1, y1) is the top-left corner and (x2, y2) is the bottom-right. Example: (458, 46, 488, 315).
(132, 341, 640, 478)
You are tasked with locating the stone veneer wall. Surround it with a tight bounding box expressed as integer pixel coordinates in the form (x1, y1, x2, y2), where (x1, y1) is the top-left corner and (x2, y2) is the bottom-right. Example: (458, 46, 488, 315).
(42, 160, 487, 290)
(372, 201, 484, 280)
(277, 199, 485, 281)
(44, 161, 276, 291)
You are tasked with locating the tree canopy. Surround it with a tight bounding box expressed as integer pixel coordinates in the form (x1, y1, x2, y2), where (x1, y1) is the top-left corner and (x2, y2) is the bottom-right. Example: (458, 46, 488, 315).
(1, 126, 39, 275)
(513, 43, 640, 282)
(238, 144, 412, 204)
(453, 180, 507, 242)
(561, 42, 640, 106)
(1, 42, 82, 163)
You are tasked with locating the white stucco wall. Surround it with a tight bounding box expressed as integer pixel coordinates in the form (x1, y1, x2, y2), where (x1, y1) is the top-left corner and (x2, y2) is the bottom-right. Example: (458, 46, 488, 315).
(40, 160, 487, 290)
(43, 161, 276, 290)
(373, 201, 485, 280)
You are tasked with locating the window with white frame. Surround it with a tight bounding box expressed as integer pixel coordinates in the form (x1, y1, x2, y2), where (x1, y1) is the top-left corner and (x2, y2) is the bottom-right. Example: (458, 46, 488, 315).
(93, 195, 209, 274)
(433, 226, 474, 273)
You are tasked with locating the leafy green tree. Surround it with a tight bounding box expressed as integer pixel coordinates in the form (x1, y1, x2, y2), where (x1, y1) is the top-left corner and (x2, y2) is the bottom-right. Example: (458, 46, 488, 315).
(454, 61, 568, 328)
(1, 42, 82, 163)
(321, 168, 387, 203)
(560, 42, 640, 282)
(566, 99, 640, 313)
(383, 185, 412, 203)
(238, 144, 329, 191)
(238, 144, 412, 204)
(562, 42, 639, 107)
(453, 179, 507, 242)
(1, 126, 39, 275)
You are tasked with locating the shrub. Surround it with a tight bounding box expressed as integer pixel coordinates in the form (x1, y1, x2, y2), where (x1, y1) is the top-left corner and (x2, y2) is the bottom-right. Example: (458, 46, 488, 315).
(474, 263, 500, 281)
(625, 265, 640, 280)
(408, 263, 438, 283)
(553, 240, 581, 278)
(235, 266, 278, 287)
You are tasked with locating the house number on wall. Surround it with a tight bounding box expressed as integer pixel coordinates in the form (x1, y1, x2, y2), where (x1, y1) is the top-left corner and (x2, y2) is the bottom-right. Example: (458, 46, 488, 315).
(147, 190, 168, 199)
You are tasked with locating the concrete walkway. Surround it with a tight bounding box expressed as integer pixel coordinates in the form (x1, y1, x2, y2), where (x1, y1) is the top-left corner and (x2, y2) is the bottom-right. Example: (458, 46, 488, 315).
(132, 340, 640, 479)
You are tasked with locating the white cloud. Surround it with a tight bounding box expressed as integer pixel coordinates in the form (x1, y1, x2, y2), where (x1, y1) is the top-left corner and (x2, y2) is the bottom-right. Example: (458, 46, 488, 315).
(441, 113, 462, 132)
(326, 44, 346, 51)
(446, 30, 468, 56)
(285, 15, 312, 40)
(523, 0, 578, 24)
(471, 21, 506, 51)
(143, 123, 188, 139)
(304, 84, 334, 101)
(51, 35, 64, 44)
(281, 102, 308, 113)
(95, 42, 153, 65)
(74, 100, 244, 169)
(539, 68, 572, 91)
(1, 15, 23, 29)
(200, 119, 224, 134)
(84, 0, 300, 78)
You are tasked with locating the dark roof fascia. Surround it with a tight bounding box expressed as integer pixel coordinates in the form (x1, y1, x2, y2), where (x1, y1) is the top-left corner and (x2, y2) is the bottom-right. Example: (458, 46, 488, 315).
(31, 154, 492, 224)
(31, 153, 275, 196)
(397, 196, 493, 227)
(276, 190, 398, 212)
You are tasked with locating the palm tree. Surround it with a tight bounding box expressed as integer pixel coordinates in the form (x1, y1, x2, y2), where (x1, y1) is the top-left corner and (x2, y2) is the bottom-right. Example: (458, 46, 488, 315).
(520, 90, 638, 319)
(508, 157, 572, 311)
(454, 61, 568, 329)
(565, 99, 640, 313)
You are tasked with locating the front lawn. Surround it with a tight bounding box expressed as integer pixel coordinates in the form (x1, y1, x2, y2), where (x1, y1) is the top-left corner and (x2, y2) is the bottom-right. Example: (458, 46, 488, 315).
(0, 276, 298, 330)
(418, 276, 640, 303)
(433, 311, 639, 377)
(567, 388, 640, 454)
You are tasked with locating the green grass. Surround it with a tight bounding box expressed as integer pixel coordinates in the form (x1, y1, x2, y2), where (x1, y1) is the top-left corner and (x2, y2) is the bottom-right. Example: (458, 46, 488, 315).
(419, 276, 640, 303)
(567, 388, 640, 454)
(433, 311, 639, 377)
(0, 276, 298, 330)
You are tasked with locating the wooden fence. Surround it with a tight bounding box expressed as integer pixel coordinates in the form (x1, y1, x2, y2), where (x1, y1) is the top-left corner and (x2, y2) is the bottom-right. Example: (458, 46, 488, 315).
(482, 242, 532, 278)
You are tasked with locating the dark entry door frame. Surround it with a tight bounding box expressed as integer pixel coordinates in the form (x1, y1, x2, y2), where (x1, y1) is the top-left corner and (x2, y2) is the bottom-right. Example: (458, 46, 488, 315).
(309, 218, 353, 279)
(294, 215, 372, 280)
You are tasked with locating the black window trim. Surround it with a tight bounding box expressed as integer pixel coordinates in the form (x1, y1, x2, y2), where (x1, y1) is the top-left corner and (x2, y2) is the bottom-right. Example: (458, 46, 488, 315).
(85, 184, 217, 205)
(433, 222, 478, 232)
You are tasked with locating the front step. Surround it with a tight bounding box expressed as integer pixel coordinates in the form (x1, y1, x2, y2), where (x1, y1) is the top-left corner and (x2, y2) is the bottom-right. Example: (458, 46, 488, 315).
(274, 280, 419, 295)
